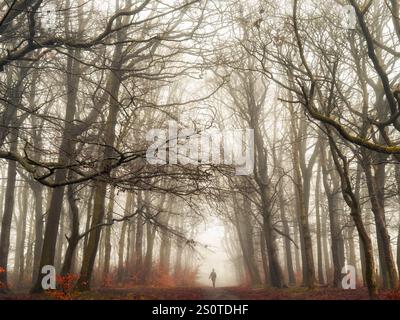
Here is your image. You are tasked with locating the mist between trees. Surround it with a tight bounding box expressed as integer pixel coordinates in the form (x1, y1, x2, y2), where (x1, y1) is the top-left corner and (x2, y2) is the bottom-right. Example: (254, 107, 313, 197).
(1, 0, 400, 300)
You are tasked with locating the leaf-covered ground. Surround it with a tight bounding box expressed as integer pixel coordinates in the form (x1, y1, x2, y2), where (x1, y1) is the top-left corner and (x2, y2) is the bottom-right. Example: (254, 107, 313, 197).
(1, 286, 400, 300)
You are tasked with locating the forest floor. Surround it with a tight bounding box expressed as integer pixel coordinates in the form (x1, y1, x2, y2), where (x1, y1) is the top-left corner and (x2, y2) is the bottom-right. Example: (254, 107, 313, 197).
(1, 286, 400, 300)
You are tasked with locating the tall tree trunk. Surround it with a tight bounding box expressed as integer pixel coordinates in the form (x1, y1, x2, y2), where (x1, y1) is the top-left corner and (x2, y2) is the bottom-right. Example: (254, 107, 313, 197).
(321, 144, 345, 287)
(31, 181, 43, 284)
(129, 219, 136, 276)
(103, 186, 116, 282)
(327, 134, 378, 298)
(288, 108, 316, 288)
(292, 208, 301, 276)
(142, 192, 162, 284)
(135, 211, 144, 275)
(315, 165, 325, 285)
(31, 48, 81, 293)
(363, 151, 398, 290)
(83, 187, 94, 252)
(232, 193, 262, 286)
(321, 200, 331, 282)
(0, 171, 6, 224)
(0, 128, 18, 292)
(125, 223, 131, 277)
(0, 66, 25, 292)
(278, 185, 296, 286)
(61, 185, 80, 276)
(55, 210, 66, 272)
(159, 195, 172, 273)
(117, 220, 128, 283)
(395, 165, 400, 276)
(259, 231, 269, 286)
(292, 151, 315, 288)
(76, 28, 124, 290)
(25, 209, 35, 283)
(347, 227, 357, 268)
(174, 230, 184, 284)
(14, 182, 29, 287)
(253, 123, 285, 288)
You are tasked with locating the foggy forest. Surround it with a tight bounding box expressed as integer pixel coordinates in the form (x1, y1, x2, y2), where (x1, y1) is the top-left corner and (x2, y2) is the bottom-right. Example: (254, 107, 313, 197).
(1, 0, 400, 301)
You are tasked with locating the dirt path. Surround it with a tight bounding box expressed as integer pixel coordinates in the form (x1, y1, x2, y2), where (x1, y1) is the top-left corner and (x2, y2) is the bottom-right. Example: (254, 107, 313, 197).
(0, 286, 376, 300)
(82, 286, 372, 300)
(94, 286, 242, 300)
(200, 287, 241, 300)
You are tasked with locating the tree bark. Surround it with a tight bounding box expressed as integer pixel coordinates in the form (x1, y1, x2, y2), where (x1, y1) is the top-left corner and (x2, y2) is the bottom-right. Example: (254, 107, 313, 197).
(0, 66, 25, 292)
(327, 134, 378, 298)
(278, 185, 296, 286)
(103, 186, 116, 282)
(61, 185, 80, 275)
(76, 27, 124, 290)
(363, 154, 399, 290)
(320, 144, 345, 287)
(315, 165, 325, 285)
(13, 182, 29, 287)
(116, 220, 128, 283)
(31, 48, 81, 292)
(0, 129, 18, 292)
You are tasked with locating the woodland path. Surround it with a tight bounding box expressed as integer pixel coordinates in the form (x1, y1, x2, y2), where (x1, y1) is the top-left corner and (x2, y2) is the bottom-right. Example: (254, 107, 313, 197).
(199, 287, 241, 300)
(0, 286, 377, 300)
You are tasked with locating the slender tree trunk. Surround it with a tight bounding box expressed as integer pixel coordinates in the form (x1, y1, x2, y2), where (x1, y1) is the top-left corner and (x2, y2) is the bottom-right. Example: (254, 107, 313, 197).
(31, 48, 81, 293)
(83, 188, 94, 252)
(292, 208, 301, 277)
(260, 231, 269, 286)
(315, 165, 325, 285)
(135, 212, 144, 275)
(125, 223, 131, 278)
(232, 193, 262, 286)
(0, 171, 5, 225)
(288, 109, 316, 288)
(61, 185, 80, 276)
(174, 236, 184, 283)
(31, 181, 43, 284)
(25, 210, 35, 283)
(76, 31, 124, 290)
(103, 186, 116, 282)
(142, 192, 162, 283)
(77, 179, 108, 291)
(117, 220, 128, 283)
(395, 165, 400, 275)
(159, 195, 172, 273)
(253, 124, 285, 288)
(327, 135, 378, 298)
(0, 67, 24, 292)
(321, 200, 331, 282)
(55, 210, 66, 272)
(278, 185, 296, 286)
(75, 15, 127, 288)
(0, 128, 18, 292)
(321, 144, 345, 287)
(14, 182, 29, 287)
(129, 219, 136, 275)
(363, 153, 398, 290)
(347, 227, 357, 268)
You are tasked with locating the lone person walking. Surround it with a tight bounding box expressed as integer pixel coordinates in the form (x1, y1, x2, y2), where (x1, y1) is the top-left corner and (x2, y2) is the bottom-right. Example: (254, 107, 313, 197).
(209, 268, 217, 288)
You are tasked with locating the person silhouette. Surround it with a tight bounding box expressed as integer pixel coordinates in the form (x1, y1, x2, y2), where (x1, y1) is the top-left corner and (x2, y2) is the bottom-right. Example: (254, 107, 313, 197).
(209, 268, 217, 288)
